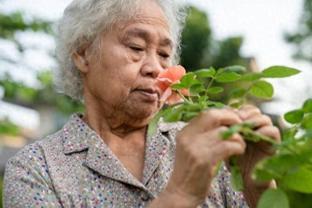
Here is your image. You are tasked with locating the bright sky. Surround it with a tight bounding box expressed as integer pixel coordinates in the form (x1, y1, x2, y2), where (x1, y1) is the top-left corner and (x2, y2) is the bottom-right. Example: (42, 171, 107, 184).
(0, 0, 311, 118)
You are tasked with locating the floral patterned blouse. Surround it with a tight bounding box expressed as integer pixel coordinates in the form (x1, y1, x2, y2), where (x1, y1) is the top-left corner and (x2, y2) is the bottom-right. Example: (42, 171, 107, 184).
(4, 114, 248, 208)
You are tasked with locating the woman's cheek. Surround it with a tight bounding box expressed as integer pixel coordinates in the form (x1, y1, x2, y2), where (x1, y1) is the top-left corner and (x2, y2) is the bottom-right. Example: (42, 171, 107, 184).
(130, 51, 144, 62)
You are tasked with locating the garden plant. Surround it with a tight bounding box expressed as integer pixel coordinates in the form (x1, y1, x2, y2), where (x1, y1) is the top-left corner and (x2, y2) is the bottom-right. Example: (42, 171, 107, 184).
(154, 64, 312, 208)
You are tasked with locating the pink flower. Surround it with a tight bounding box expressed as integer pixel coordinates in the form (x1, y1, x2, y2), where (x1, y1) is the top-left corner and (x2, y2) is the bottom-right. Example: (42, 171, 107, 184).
(157, 65, 189, 105)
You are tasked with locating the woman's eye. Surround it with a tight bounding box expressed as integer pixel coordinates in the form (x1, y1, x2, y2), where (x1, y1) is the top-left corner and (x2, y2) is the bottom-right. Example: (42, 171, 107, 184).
(130, 46, 144, 52)
(159, 52, 170, 59)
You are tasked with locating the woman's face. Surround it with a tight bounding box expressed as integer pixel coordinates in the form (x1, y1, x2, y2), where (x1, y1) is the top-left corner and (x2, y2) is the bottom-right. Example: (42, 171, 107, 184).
(79, 1, 173, 125)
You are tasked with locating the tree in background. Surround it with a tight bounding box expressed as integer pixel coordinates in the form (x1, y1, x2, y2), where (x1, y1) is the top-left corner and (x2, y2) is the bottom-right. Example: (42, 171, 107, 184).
(180, 6, 247, 71)
(286, 0, 312, 63)
(0, 11, 84, 125)
(0, 12, 51, 38)
(180, 6, 212, 70)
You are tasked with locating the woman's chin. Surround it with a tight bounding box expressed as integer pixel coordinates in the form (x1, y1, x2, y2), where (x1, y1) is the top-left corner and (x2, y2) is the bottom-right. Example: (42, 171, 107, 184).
(126, 104, 159, 120)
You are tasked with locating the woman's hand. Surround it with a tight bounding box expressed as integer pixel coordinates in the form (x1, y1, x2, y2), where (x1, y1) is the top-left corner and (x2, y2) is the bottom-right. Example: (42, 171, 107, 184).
(164, 108, 247, 207)
(236, 105, 281, 207)
(236, 105, 281, 177)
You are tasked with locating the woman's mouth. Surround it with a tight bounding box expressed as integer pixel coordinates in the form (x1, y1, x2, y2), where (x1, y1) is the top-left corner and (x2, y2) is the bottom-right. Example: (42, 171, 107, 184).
(134, 88, 159, 102)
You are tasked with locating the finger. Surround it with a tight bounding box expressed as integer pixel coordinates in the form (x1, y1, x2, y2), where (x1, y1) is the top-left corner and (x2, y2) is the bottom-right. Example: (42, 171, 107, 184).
(244, 115, 273, 129)
(201, 127, 246, 161)
(189, 108, 242, 132)
(177, 126, 228, 151)
(191, 127, 245, 161)
(239, 104, 259, 111)
(238, 105, 261, 119)
(256, 126, 281, 143)
(210, 138, 246, 163)
(200, 126, 243, 144)
(188, 127, 227, 149)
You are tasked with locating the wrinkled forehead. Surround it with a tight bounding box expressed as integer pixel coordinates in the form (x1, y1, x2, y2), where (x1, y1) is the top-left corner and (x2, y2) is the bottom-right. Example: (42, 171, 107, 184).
(111, 4, 173, 47)
(122, 26, 173, 48)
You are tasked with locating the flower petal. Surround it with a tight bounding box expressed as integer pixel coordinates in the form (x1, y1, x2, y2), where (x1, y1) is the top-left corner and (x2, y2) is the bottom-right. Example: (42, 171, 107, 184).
(156, 65, 187, 105)
(158, 65, 186, 82)
(160, 87, 173, 104)
(166, 92, 184, 105)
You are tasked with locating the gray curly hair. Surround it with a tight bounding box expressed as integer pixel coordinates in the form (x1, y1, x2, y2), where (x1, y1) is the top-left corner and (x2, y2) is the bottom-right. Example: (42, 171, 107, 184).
(55, 0, 186, 101)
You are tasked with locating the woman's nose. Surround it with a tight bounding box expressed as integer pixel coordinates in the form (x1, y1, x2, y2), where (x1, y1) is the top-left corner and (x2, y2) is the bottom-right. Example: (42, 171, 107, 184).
(140, 53, 164, 78)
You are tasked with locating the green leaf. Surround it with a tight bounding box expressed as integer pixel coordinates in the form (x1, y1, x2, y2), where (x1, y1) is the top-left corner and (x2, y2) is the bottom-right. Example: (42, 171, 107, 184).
(230, 88, 247, 98)
(257, 189, 289, 208)
(229, 158, 244, 191)
(206, 87, 224, 95)
(302, 113, 312, 129)
(252, 163, 276, 182)
(195, 68, 216, 78)
(249, 80, 274, 99)
(253, 155, 302, 183)
(206, 101, 225, 108)
(284, 109, 304, 124)
(180, 73, 199, 88)
(240, 73, 263, 81)
(223, 65, 246, 73)
(163, 105, 184, 122)
(303, 99, 312, 113)
(184, 103, 202, 112)
(182, 112, 199, 122)
(198, 95, 209, 105)
(147, 111, 163, 136)
(282, 127, 298, 141)
(231, 166, 244, 191)
(215, 71, 242, 83)
(221, 124, 241, 140)
(190, 83, 205, 95)
(171, 83, 186, 90)
(262, 66, 300, 78)
(281, 167, 312, 193)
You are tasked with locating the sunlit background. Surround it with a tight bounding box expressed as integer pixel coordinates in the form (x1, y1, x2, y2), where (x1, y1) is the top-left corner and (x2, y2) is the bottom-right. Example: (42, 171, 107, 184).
(0, 0, 311, 205)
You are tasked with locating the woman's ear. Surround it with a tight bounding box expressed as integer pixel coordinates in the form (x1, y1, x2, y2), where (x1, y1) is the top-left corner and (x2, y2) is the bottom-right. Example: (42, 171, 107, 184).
(72, 49, 89, 73)
(72, 41, 90, 73)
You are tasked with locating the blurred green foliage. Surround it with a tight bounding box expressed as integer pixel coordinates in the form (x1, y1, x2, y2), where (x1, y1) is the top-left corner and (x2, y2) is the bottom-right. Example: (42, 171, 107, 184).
(180, 6, 212, 70)
(211, 37, 246, 68)
(255, 98, 312, 208)
(0, 119, 20, 136)
(0, 10, 84, 118)
(0, 11, 52, 39)
(286, 0, 312, 63)
(0, 72, 84, 115)
(180, 6, 247, 71)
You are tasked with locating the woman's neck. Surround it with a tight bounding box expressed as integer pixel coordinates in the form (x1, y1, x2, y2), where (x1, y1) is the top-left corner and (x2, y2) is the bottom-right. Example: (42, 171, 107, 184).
(83, 102, 147, 181)
(83, 109, 147, 140)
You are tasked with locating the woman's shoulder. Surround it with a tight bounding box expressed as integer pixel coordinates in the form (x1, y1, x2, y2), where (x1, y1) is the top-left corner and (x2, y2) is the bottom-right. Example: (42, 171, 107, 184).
(6, 129, 64, 168)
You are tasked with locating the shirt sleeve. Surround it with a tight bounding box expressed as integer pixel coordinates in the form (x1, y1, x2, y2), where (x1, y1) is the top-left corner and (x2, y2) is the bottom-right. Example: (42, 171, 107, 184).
(218, 165, 249, 208)
(3, 143, 62, 208)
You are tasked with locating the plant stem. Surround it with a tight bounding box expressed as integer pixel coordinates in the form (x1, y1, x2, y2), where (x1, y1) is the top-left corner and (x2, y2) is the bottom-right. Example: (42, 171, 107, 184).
(205, 78, 215, 97)
(176, 90, 193, 104)
(240, 128, 278, 145)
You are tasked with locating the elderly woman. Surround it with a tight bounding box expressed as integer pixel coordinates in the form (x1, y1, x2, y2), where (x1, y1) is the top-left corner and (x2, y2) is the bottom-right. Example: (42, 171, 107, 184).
(4, 0, 279, 207)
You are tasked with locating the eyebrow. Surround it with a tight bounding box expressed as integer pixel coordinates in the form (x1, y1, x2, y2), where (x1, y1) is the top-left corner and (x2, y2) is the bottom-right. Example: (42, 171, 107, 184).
(123, 28, 173, 48)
